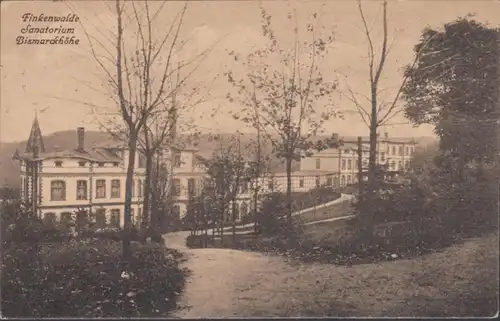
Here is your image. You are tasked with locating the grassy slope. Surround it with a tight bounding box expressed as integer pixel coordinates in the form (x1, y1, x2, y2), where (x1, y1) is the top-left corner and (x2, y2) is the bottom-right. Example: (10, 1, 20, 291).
(232, 232, 498, 317)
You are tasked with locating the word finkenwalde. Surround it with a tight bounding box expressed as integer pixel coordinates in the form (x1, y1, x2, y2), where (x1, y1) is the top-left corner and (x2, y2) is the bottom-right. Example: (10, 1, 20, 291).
(21, 13, 80, 23)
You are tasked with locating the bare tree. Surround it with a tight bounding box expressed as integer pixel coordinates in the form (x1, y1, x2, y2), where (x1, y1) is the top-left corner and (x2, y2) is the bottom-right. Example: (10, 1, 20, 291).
(76, 0, 210, 259)
(226, 7, 339, 227)
(342, 0, 439, 198)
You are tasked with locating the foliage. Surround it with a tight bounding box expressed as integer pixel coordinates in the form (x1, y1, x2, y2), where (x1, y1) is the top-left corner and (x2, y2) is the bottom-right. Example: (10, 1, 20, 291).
(1, 239, 186, 318)
(225, 6, 339, 222)
(402, 18, 499, 165)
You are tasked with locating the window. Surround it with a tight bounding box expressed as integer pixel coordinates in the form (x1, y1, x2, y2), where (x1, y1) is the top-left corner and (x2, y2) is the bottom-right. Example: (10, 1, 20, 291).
(398, 146, 403, 156)
(391, 160, 396, 170)
(110, 209, 120, 228)
(131, 209, 136, 226)
(386, 145, 390, 153)
(405, 146, 409, 155)
(315, 158, 321, 169)
(341, 159, 346, 170)
(398, 161, 403, 171)
(61, 212, 72, 230)
(76, 180, 88, 200)
(380, 152, 385, 162)
(138, 180, 143, 197)
(240, 202, 248, 218)
(363, 159, 368, 167)
(174, 154, 182, 168)
(76, 211, 88, 230)
(188, 178, 196, 195)
(43, 212, 56, 226)
(344, 149, 350, 154)
(347, 175, 352, 185)
(326, 175, 333, 186)
(172, 205, 180, 218)
(96, 179, 106, 199)
(268, 179, 274, 191)
(341, 175, 346, 186)
(172, 179, 181, 196)
(111, 179, 121, 198)
(240, 181, 248, 194)
(98, 162, 105, 167)
(138, 153, 146, 168)
(131, 179, 136, 197)
(113, 162, 119, 167)
(95, 209, 106, 228)
(299, 177, 304, 188)
(137, 208, 142, 226)
(315, 176, 320, 187)
(78, 160, 86, 167)
(391, 146, 396, 155)
(405, 161, 410, 170)
(347, 159, 352, 170)
(50, 180, 66, 201)
(54, 160, 63, 168)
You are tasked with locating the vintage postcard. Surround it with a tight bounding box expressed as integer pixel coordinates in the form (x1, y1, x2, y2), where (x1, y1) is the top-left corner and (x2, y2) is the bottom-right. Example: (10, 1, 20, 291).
(0, 0, 498, 318)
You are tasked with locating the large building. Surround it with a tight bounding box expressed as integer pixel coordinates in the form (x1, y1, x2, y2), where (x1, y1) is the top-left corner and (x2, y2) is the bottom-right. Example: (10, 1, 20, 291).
(16, 117, 253, 228)
(263, 133, 418, 193)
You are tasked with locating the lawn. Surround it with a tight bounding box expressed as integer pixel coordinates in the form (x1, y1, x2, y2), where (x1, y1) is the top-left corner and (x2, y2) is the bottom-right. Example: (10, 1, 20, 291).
(293, 199, 353, 224)
(231, 232, 499, 317)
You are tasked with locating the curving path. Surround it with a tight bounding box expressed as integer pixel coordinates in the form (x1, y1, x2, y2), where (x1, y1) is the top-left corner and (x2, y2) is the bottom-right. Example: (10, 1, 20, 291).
(163, 231, 294, 318)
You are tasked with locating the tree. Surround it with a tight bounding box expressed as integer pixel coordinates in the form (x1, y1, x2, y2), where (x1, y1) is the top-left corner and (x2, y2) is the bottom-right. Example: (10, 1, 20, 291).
(341, 0, 440, 196)
(402, 18, 499, 174)
(74, 0, 211, 258)
(201, 135, 250, 245)
(226, 7, 339, 227)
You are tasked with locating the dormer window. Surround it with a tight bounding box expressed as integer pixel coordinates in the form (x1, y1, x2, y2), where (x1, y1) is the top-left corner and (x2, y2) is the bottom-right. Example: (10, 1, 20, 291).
(54, 161, 63, 168)
(98, 162, 105, 167)
(113, 162, 119, 167)
(78, 160, 86, 167)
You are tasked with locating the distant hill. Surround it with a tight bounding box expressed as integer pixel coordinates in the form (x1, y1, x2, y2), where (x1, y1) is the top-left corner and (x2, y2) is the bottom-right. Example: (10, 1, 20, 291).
(0, 129, 436, 188)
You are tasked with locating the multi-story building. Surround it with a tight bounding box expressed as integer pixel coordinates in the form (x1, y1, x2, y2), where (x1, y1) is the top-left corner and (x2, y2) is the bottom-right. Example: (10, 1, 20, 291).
(16, 117, 253, 227)
(299, 132, 418, 187)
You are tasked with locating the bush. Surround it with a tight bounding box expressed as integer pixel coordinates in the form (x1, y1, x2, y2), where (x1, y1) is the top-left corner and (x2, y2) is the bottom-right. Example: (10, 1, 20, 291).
(1, 239, 186, 318)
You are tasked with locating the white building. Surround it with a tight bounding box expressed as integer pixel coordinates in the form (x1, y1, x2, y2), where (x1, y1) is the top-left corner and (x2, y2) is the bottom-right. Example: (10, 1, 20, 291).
(16, 117, 253, 228)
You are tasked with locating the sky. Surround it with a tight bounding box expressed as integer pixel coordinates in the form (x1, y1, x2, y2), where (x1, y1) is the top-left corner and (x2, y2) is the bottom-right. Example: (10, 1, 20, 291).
(1, 0, 500, 143)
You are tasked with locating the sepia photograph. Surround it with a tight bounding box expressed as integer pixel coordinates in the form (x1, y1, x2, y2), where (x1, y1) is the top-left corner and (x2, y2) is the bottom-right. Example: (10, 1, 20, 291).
(0, 0, 498, 318)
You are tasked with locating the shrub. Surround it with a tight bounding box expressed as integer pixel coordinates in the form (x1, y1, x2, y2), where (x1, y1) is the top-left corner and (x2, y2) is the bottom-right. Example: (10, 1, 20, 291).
(1, 239, 186, 318)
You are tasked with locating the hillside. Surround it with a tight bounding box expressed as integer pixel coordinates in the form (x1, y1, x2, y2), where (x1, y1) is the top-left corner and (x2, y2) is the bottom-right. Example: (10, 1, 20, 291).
(0, 130, 436, 187)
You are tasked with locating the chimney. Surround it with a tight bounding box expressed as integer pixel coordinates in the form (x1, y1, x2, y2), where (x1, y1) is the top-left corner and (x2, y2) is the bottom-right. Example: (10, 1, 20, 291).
(77, 127, 85, 151)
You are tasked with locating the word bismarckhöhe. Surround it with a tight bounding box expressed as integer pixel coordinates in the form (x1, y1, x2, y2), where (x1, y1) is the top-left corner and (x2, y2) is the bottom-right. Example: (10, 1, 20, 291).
(21, 13, 80, 23)
(16, 35, 80, 45)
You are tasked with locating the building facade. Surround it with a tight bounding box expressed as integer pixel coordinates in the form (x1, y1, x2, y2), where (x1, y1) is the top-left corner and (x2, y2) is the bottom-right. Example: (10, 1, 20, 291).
(298, 132, 418, 188)
(17, 118, 253, 228)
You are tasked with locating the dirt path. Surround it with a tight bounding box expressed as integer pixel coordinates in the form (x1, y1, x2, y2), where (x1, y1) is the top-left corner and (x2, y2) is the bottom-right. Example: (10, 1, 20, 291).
(164, 231, 294, 318)
(164, 232, 498, 318)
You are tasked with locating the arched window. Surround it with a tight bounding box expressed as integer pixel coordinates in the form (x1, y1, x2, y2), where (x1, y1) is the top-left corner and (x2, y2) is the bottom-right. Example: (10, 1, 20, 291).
(51, 180, 66, 201)
(341, 175, 346, 186)
(240, 202, 248, 218)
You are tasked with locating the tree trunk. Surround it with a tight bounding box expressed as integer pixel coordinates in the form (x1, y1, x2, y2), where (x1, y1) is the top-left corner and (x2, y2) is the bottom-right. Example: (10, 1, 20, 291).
(232, 201, 236, 246)
(142, 152, 153, 234)
(123, 135, 137, 260)
(285, 156, 293, 226)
